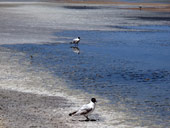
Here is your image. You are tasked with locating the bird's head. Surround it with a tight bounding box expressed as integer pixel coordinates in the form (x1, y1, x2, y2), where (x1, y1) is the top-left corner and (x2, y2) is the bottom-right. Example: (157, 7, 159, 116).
(78, 37, 80, 39)
(91, 98, 97, 103)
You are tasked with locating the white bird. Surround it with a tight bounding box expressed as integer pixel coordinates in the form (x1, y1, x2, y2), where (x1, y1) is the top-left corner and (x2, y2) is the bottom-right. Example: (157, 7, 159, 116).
(70, 37, 80, 46)
(69, 98, 97, 121)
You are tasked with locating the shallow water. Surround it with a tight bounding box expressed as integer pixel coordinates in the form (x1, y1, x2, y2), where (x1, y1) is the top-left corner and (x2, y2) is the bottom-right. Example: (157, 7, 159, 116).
(0, 2, 170, 127)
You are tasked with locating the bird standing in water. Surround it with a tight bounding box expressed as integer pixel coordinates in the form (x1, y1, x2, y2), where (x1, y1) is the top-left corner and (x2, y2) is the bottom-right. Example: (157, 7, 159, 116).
(69, 98, 97, 121)
(70, 37, 80, 46)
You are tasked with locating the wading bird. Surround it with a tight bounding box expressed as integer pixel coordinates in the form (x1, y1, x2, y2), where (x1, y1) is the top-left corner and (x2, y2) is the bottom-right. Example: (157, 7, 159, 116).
(69, 98, 97, 121)
(70, 37, 80, 46)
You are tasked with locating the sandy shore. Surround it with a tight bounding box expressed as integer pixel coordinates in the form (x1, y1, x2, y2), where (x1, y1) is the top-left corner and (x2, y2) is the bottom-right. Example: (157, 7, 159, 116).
(0, 46, 87, 128)
(0, 46, 73, 128)
(0, 89, 70, 128)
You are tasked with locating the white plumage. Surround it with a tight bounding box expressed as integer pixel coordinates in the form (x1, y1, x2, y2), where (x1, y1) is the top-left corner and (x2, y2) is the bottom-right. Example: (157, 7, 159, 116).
(70, 37, 80, 45)
(69, 98, 97, 120)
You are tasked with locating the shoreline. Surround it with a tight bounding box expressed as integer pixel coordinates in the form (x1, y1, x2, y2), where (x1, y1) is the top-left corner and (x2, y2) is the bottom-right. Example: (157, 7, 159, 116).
(58, 0, 170, 12)
(0, 45, 150, 128)
(65, 0, 170, 12)
(0, 46, 132, 128)
(0, 1, 170, 12)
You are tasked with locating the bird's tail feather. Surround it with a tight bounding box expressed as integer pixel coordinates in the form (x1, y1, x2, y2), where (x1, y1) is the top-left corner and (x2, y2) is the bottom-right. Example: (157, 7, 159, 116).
(69, 111, 77, 116)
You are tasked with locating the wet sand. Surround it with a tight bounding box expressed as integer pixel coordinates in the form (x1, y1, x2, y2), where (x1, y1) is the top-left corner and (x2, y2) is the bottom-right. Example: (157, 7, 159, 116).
(0, 89, 70, 128)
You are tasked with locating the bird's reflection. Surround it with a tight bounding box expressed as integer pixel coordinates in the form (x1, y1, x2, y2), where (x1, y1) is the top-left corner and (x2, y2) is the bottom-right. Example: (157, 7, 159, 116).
(70, 46, 80, 54)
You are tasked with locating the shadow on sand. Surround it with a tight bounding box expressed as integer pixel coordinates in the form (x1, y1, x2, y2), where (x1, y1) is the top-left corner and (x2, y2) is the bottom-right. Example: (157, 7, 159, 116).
(71, 119, 98, 122)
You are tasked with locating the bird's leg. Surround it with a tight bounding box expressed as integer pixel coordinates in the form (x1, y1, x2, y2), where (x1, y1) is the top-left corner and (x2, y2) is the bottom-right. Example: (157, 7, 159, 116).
(85, 116, 90, 121)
